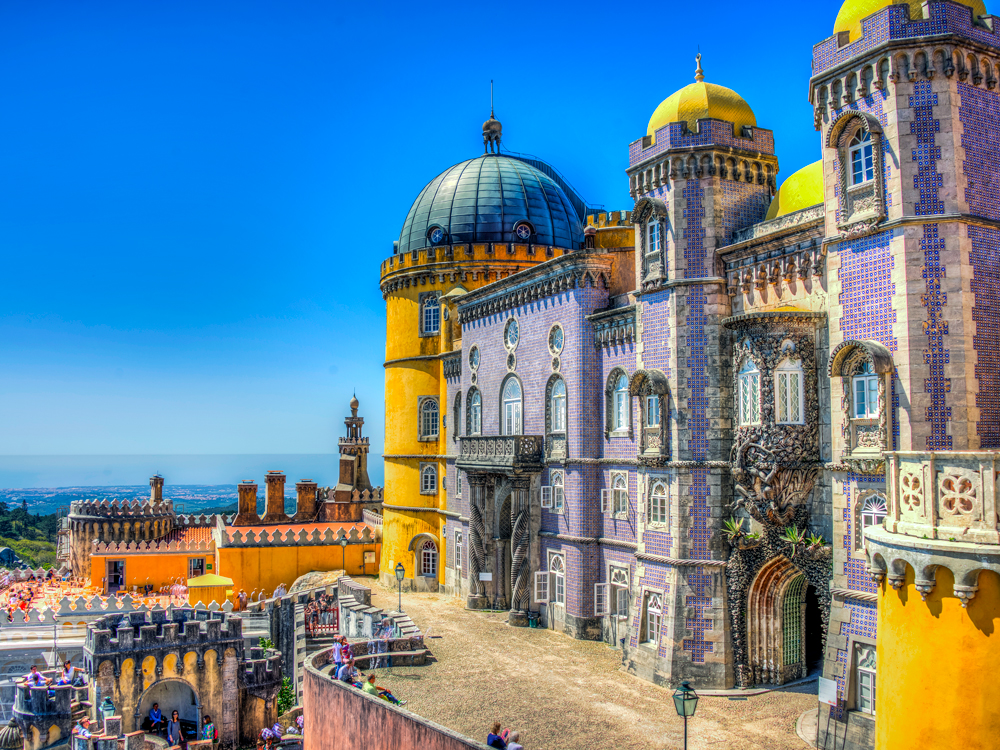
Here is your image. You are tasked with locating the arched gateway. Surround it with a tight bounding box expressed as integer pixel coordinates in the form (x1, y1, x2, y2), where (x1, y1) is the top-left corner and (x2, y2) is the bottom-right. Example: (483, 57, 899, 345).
(746, 556, 812, 685)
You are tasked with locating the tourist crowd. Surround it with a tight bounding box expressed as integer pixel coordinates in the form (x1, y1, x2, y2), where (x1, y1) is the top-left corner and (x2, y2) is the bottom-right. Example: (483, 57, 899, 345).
(330, 635, 406, 706)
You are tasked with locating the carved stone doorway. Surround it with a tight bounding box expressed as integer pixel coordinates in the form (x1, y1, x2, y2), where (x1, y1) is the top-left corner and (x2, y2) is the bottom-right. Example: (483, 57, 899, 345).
(746, 556, 811, 685)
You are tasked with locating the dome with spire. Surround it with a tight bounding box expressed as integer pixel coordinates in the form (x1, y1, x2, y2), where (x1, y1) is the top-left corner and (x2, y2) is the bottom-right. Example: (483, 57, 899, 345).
(647, 54, 757, 144)
(833, 0, 987, 42)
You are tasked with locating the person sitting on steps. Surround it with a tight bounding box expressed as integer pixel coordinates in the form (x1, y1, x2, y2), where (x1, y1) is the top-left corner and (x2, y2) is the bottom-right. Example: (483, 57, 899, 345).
(362, 672, 406, 706)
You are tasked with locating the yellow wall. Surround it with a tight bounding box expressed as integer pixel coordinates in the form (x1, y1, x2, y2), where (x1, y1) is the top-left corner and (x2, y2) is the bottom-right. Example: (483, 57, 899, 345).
(90, 552, 217, 592)
(876, 565, 1000, 750)
(217, 542, 381, 598)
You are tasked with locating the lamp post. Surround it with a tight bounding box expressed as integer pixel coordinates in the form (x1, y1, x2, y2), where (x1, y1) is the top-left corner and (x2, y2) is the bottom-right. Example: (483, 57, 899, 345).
(672, 681, 699, 750)
(339, 538, 348, 573)
(394, 563, 405, 613)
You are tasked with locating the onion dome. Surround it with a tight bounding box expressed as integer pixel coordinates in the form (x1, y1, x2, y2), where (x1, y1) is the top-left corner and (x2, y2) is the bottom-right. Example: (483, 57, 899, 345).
(397, 155, 583, 254)
(647, 54, 756, 144)
(765, 161, 824, 220)
(349, 394, 359, 410)
(834, 0, 986, 41)
(0, 720, 22, 750)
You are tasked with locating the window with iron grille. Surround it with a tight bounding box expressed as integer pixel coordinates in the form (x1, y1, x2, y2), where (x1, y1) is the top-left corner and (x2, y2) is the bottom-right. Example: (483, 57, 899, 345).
(738, 360, 761, 425)
(782, 575, 805, 666)
(775, 359, 804, 425)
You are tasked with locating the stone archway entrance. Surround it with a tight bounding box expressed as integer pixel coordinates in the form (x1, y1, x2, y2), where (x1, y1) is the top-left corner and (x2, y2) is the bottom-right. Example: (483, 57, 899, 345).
(136, 679, 199, 737)
(746, 556, 816, 685)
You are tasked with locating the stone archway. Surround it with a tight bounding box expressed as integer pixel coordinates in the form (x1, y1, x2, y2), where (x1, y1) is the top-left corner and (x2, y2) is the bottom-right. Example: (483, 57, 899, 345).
(746, 556, 809, 685)
(136, 678, 199, 736)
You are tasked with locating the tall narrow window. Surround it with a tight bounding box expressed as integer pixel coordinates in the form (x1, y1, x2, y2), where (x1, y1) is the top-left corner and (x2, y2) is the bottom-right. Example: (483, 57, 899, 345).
(612, 472, 628, 516)
(610, 568, 629, 616)
(469, 389, 482, 435)
(646, 395, 660, 427)
(856, 644, 877, 715)
(646, 221, 661, 267)
(420, 399, 439, 439)
(454, 530, 463, 572)
(642, 592, 662, 644)
(850, 130, 874, 185)
(503, 378, 523, 435)
(453, 392, 461, 441)
(738, 361, 761, 426)
(648, 480, 667, 525)
(775, 360, 804, 425)
(853, 361, 879, 419)
(551, 379, 567, 432)
(614, 374, 629, 432)
(422, 293, 440, 334)
(549, 554, 565, 605)
(551, 470, 565, 513)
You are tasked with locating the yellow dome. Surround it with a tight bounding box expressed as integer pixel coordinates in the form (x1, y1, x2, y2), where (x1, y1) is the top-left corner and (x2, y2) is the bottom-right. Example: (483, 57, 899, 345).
(834, 0, 986, 41)
(646, 56, 756, 144)
(765, 160, 824, 221)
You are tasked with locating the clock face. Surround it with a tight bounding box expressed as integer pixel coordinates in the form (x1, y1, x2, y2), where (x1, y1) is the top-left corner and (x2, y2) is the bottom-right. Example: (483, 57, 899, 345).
(430, 228, 444, 244)
(515, 223, 531, 240)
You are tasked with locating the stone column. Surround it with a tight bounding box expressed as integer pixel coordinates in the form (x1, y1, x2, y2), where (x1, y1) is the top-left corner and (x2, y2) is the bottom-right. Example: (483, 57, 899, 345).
(509, 477, 530, 626)
(235, 481, 258, 526)
(467, 474, 489, 609)
(263, 471, 289, 523)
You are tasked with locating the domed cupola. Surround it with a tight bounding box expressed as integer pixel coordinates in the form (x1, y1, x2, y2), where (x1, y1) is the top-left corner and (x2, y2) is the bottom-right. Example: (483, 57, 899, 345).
(646, 54, 757, 143)
(396, 120, 586, 254)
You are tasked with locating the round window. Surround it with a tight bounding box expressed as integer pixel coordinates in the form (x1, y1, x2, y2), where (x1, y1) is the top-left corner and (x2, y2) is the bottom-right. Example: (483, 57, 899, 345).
(504, 319, 519, 350)
(515, 223, 532, 241)
(548, 325, 564, 355)
(429, 227, 445, 245)
(469, 346, 480, 371)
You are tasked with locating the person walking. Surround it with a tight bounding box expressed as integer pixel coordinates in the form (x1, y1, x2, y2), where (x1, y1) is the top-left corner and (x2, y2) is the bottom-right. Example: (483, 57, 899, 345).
(167, 710, 185, 749)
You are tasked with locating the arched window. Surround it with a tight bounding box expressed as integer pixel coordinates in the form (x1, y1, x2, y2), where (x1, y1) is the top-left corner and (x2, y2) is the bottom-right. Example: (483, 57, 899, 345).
(551, 470, 565, 513)
(645, 220, 662, 268)
(419, 540, 437, 577)
(641, 591, 662, 644)
(648, 480, 667, 525)
(738, 361, 761, 426)
(467, 388, 482, 435)
(550, 378, 566, 432)
(614, 374, 629, 432)
(421, 292, 440, 335)
(612, 472, 629, 516)
(420, 464, 437, 494)
(453, 392, 461, 441)
(853, 361, 879, 419)
(775, 359, 804, 425)
(856, 491, 888, 552)
(502, 378, 523, 435)
(420, 399, 439, 439)
(549, 554, 565, 605)
(849, 130, 874, 185)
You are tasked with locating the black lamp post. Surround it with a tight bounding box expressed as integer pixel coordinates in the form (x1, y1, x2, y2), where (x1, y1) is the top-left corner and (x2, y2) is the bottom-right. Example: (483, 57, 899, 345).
(672, 681, 699, 750)
(339, 538, 348, 573)
(394, 563, 405, 613)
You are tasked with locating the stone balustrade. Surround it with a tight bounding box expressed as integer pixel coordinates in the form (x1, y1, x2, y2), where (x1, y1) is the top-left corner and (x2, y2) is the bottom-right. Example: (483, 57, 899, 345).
(456, 435, 545, 473)
(885, 451, 1000, 545)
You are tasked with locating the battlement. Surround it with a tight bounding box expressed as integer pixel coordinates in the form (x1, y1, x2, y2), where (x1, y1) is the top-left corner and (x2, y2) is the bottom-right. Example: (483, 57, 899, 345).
(221, 524, 374, 547)
(585, 211, 631, 228)
(91, 536, 215, 555)
(68, 497, 173, 520)
(243, 648, 283, 687)
(380, 242, 568, 282)
(315, 487, 383, 504)
(0, 595, 234, 629)
(85, 607, 244, 657)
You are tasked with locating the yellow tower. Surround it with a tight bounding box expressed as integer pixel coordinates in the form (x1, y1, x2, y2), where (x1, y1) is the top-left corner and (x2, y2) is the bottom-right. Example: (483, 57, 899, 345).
(378, 114, 584, 590)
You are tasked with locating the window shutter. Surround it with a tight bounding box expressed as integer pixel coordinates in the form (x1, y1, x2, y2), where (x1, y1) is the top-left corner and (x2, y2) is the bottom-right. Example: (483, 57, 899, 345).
(595, 583, 609, 616)
(541, 486, 552, 508)
(601, 489, 609, 514)
(534, 571, 549, 603)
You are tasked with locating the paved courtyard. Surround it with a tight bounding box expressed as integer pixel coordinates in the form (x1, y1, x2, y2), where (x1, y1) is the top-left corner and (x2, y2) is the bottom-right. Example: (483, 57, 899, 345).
(363, 582, 815, 750)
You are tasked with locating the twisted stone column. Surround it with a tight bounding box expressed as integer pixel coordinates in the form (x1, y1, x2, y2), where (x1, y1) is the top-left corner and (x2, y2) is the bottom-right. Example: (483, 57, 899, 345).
(468, 475, 488, 607)
(509, 479, 530, 624)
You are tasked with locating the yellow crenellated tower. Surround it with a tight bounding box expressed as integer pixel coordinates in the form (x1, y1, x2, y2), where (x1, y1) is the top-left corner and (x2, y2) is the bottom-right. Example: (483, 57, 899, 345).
(378, 113, 584, 591)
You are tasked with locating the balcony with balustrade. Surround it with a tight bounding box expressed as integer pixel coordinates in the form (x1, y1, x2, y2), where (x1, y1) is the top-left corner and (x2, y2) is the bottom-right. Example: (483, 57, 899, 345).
(455, 436, 545, 475)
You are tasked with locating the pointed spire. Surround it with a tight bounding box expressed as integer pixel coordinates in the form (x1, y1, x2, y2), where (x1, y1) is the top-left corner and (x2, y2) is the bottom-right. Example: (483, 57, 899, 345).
(694, 53, 705, 83)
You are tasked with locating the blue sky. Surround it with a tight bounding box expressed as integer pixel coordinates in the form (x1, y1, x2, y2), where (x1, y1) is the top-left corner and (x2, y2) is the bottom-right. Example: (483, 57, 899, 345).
(0, 0, 834, 475)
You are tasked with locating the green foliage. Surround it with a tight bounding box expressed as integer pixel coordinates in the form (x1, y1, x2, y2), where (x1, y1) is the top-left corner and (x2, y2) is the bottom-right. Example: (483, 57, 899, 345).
(276, 676, 295, 715)
(722, 518, 745, 540)
(780, 527, 807, 544)
(806, 533, 826, 547)
(746, 531, 762, 540)
(259, 637, 274, 650)
(0, 503, 60, 568)
(0, 537, 58, 569)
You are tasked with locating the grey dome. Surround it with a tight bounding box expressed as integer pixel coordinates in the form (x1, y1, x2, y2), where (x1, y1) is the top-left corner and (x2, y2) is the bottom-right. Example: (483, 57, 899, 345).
(397, 155, 584, 254)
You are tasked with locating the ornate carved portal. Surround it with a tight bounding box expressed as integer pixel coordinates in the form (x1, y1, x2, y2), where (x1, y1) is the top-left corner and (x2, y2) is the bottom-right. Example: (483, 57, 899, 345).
(465, 472, 537, 625)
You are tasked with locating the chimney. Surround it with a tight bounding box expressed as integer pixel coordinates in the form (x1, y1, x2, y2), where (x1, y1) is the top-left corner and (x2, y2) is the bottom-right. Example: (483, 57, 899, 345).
(235, 481, 259, 526)
(263, 471, 288, 523)
(150, 475, 164, 504)
(294, 480, 318, 522)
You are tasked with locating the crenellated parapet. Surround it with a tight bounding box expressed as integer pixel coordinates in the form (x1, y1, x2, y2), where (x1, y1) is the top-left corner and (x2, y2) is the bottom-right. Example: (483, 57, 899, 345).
(221, 525, 374, 547)
(68, 497, 173, 521)
(92, 537, 215, 555)
(314, 487, 383, 504)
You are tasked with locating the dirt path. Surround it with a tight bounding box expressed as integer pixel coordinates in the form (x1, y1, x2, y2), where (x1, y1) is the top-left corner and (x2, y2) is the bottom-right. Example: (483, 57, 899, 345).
(360, 582, 815, 750)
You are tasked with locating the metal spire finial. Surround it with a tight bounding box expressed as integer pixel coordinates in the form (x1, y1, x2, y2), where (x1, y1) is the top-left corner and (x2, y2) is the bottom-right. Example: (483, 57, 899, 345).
(695, 53, 704, 83)
(491, 79, 494, 117)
